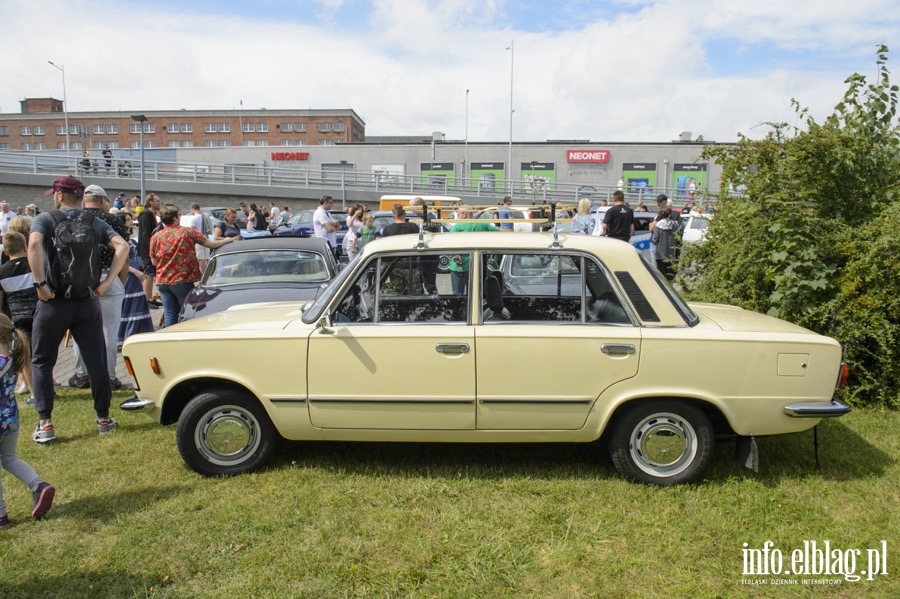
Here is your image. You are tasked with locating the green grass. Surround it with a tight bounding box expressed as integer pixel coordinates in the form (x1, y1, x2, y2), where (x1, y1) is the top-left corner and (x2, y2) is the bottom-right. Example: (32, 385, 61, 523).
(1, 389, 898, 598)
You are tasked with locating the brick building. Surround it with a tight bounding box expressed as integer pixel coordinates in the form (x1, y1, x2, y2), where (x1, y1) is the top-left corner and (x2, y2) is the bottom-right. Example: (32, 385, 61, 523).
(0, 98, 365, 151)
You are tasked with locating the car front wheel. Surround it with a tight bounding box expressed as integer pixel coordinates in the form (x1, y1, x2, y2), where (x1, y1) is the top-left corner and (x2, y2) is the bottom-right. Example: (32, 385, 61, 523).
(176, 389, 277, 476)
(609, 400, 714, 485)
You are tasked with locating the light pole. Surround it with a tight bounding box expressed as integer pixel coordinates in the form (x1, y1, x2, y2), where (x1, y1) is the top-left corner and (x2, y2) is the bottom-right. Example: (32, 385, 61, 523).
(131, 115, 148, 203)
(530, 160, 538, 204)
(506, 41, 514, 195)
(464, 89, 469, 190)
(339, 160, 348, 210)
(47, 61, 70, 159)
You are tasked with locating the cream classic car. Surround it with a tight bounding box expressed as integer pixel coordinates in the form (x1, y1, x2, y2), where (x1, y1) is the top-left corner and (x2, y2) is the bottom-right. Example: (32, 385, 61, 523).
(122, 226, 850, 485)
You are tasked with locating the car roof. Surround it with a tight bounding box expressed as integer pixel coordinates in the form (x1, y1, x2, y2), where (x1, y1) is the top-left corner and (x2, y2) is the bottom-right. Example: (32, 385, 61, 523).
(210, 235, 333, 256)
(362, 230, 639, 256)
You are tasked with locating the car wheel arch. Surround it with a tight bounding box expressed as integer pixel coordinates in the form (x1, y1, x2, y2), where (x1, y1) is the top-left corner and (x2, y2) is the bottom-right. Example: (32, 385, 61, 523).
(160, 377, 262, 426)
(599, 395, 735, 440)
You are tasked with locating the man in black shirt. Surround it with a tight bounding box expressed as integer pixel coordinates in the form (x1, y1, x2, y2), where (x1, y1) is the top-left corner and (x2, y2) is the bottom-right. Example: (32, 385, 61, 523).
(602, 190, 634, 242)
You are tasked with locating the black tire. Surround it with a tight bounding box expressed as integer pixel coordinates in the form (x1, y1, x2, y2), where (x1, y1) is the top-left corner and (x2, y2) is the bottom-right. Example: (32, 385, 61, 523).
(176, 389, 277, 476)
(608, 400, 714, 485)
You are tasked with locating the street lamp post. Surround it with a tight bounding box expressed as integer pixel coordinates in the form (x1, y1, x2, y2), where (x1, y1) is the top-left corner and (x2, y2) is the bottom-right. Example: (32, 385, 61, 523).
(131, 115, 148, 203)
(47, 61, 70, 160)
(464, 89, 469, 190)
(339, 160, 348, 210)
(506, 41, 514, 195)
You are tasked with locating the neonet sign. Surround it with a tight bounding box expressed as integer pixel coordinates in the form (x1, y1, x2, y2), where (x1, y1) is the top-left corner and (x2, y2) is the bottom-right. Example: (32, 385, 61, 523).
(566, 149, 610, 164)
(270, 152, 310, 161)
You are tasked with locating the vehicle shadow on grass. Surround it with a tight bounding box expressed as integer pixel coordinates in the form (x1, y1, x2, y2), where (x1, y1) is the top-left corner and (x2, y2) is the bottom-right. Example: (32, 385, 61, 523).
(272, 419, 890, 485)
(3, 572, 172, 598)
(274, 440, 618, 481)
(703, 418, 892, 486)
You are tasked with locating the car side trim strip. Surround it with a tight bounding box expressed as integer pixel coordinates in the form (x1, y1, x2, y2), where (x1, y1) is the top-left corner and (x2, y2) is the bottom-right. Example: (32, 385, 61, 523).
(310, 398, 475, 404)
(479, 399, 592, 405)
(269, 397, 307, 403)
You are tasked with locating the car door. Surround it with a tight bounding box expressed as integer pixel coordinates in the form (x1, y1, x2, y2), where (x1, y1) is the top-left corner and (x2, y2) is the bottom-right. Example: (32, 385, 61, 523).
(307, 254, 476, 430)
(475, 252, 641, 430)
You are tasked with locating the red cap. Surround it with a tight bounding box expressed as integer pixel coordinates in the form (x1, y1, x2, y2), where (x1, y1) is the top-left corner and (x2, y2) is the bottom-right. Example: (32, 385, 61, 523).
(45, 175, 86, 196)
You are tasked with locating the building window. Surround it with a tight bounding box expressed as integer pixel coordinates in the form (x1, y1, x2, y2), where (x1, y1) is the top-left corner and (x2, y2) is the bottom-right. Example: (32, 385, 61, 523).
(0, 126, 7, 136)
(243, 123, 254, 133)
(130, 123, 141, 134)
(168, 140, 180, 147)
(107, 142, 119, 149)
(181, 123, 192, 133)
(93, 142, 104, 149)
(21, 126, 33, 136)
(257, 140, 268, 146)
(143, 123, 155, 134)
(218, 140, 230, 147)
(145, 141, 155, 148)
(294, 123, 307, 132)
(256, 123, 268, 132)
(332, 122, 345, 132)
(205, 123, 216, 133)
(34, 142, 46, 150)
(205, 140, 216, 147)
(57, 142, 67, 149)
(56, 125, 66, 135)
(131, 141, 141, 149)
(34, 125, 45, 136)
(280, 123, 292, 132)
(181, 140, 194, 148)
(166, 124, 179, 133)
(317, 123, 331, 132)
(71, 142, 83, 150)
(318, 140, 335, 145)
(0, 143, 9, 149)
(107, 124, 118, 134)
(243, 140, 254, 146)
(69, 125, 80, 135)
(294, 139, 306, 146)
(21, 142, 33, 150)
(219, 123, 230, 133)
(93, 124, 105, 135)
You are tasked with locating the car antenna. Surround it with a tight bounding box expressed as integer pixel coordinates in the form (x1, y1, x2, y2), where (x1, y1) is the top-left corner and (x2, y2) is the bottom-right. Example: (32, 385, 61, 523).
(548, 202, 563, 249)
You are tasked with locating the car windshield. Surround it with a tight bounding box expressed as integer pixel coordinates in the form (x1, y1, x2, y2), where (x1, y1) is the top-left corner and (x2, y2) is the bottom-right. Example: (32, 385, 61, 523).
(202, 249, 331, 286)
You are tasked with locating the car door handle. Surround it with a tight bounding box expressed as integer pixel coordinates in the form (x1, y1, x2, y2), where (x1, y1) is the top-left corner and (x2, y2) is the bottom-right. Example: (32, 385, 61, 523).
(601, 343, 636, 355)
(436, 343, 470, 355)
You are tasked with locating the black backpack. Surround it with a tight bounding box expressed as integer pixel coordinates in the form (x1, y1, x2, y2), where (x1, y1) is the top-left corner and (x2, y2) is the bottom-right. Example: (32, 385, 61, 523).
(254, 210, 267, 231)
(48, 209, 101, 298)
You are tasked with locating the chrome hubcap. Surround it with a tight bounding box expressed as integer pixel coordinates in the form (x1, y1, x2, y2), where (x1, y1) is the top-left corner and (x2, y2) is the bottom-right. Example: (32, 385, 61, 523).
(630, 412, 697, 477)
(196, 406, 260, 466)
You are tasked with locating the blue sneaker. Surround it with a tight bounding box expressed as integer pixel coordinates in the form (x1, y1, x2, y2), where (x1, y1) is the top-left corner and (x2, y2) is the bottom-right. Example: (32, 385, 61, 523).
(97, 418, 117, 435)
(32, 422, 56, 443)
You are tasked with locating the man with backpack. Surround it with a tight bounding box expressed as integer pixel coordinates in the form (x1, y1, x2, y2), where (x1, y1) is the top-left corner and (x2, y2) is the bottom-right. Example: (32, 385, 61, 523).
(27, 175, 130, 443)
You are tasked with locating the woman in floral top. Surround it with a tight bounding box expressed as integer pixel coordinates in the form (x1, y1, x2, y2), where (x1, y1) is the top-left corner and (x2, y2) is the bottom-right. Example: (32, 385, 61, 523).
(0, 313, 54, 529)
(149, 204, 237, 327)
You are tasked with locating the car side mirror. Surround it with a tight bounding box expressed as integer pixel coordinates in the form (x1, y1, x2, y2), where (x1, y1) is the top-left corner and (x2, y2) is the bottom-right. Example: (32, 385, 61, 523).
(317, 309, 335, 335)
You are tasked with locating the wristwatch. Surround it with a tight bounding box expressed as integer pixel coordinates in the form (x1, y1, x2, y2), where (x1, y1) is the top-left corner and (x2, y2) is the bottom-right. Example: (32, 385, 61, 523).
(33, 280, 47, 290)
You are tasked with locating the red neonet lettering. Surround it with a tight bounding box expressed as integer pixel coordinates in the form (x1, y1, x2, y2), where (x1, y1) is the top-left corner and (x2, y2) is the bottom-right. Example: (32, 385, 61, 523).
(567, 150, 610, 164)
(270, 152, 310, 161)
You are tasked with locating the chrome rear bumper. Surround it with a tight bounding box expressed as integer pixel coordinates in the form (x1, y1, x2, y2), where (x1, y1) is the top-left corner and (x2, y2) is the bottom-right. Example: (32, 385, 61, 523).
(784, 400, 851, 418)
(119, 395, 156, 412)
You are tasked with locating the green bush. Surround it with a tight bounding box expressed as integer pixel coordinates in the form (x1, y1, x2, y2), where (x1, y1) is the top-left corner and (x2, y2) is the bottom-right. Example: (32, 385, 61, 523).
(681, 45, 900, 408)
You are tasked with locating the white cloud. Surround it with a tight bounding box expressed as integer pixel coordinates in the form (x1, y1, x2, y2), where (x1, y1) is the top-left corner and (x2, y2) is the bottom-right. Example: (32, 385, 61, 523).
(0, 0, 896, 143)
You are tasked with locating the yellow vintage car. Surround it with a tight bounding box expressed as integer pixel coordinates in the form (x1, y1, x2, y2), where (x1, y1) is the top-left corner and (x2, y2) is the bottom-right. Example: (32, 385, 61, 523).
(122, 229, 850, 485)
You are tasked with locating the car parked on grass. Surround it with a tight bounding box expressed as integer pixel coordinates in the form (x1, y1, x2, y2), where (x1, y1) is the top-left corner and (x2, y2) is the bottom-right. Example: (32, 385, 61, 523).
(122, 228, 850, 485)
(179, 236, 338, 321)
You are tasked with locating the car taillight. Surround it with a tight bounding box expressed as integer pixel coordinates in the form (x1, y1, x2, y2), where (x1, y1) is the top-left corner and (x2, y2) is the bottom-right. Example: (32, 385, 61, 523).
(836, 362, 849, 389)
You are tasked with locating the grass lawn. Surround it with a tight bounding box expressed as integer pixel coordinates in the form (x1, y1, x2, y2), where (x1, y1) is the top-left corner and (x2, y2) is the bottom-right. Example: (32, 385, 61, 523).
(1, 388, 898, 598)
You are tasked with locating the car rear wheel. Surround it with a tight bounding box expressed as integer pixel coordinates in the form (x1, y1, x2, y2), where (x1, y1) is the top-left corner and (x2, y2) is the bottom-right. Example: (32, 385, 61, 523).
(609, 400, 714, 485)
(176, 389, 277, 476)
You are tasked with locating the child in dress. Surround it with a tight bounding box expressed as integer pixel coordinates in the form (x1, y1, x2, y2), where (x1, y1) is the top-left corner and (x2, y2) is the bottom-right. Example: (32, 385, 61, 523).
(0, 313, 54, 529)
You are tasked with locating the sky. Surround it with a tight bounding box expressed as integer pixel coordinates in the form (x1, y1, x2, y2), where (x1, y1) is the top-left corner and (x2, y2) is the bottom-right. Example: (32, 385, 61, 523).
(2, 0, 898, 143)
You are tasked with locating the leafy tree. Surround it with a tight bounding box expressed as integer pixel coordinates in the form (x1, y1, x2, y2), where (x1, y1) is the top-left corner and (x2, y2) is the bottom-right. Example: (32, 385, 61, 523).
(682, 45, 900, 408)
